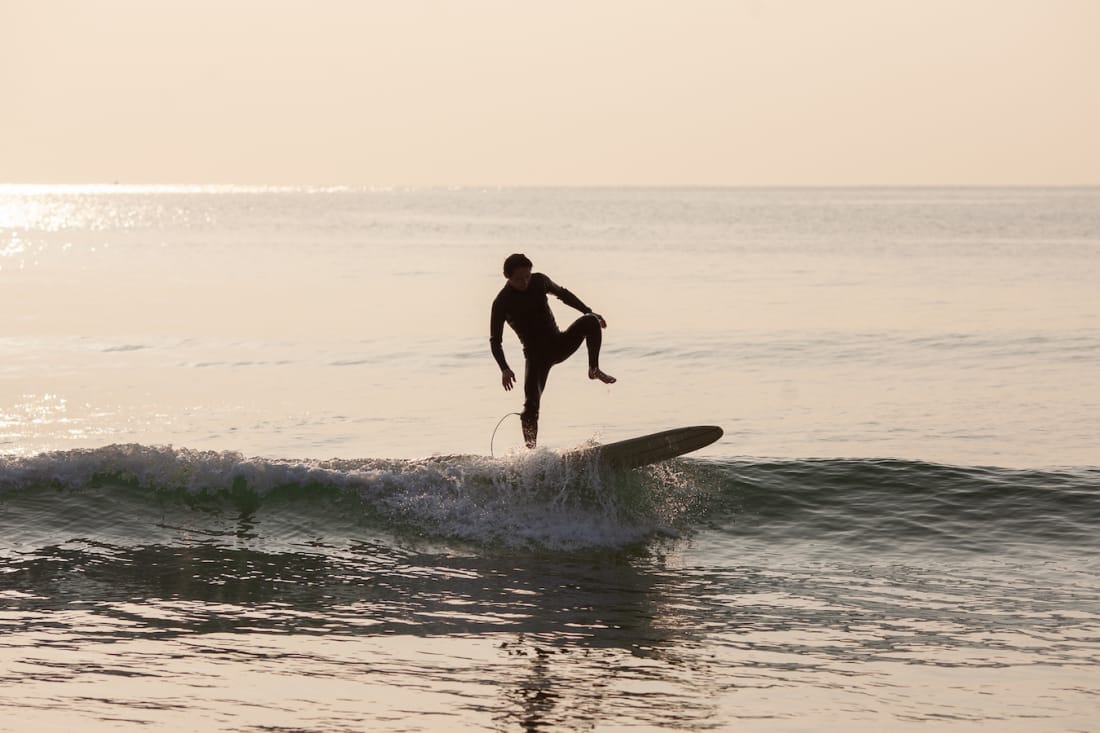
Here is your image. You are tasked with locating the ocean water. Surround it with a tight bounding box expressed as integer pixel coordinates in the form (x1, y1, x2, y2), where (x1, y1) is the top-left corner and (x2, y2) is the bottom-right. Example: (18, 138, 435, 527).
(1, 186, 1098, 731)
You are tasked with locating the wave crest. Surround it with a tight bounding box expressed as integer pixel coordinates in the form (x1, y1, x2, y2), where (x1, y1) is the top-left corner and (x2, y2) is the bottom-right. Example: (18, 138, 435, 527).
(0, 444, 712, 551)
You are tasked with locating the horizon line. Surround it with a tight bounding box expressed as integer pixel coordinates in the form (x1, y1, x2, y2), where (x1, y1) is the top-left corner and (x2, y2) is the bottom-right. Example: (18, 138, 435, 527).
(3, 182, 1099, 193)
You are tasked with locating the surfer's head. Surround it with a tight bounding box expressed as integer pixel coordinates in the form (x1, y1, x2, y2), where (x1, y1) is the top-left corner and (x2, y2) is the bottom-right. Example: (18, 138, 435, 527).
(503, 253, 533, 291)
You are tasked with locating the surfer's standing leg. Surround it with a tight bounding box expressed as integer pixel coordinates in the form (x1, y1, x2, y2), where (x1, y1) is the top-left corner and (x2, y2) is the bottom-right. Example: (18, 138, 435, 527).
(521, 357, 552, 448)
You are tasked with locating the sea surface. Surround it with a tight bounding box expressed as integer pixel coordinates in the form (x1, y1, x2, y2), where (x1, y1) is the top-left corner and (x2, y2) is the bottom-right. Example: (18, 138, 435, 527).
(1, 186, 1098, 731)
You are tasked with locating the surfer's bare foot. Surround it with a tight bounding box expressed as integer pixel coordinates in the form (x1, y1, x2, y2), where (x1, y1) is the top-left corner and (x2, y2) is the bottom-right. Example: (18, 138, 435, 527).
(589, 367, 616, 384)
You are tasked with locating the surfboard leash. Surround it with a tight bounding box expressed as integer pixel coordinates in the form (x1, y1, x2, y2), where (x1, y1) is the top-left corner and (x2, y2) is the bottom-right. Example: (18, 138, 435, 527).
(490, 412, 522, 458)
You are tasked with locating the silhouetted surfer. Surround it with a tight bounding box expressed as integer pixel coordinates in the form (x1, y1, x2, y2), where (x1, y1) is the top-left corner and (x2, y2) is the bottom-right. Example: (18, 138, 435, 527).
(490, 253, 616, 448)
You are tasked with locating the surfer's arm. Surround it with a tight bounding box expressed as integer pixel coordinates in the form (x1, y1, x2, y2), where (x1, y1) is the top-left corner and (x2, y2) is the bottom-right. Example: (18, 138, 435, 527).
(489, 301, 511, 373)
(543, 274, 592, 314)
(543, 274, 607, 327)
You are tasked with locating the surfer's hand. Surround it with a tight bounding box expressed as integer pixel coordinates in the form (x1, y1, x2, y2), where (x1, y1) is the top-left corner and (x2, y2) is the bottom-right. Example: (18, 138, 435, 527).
(502, 369, 516, 391)
(591, 313, 607, 328)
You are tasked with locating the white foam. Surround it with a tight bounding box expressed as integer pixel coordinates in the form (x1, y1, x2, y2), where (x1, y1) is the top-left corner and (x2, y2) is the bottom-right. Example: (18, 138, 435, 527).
(0, 444, 705, 551)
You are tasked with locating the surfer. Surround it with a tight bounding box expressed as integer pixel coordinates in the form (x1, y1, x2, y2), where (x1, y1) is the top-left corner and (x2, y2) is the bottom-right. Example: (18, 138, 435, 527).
(490, 253, 616, 449)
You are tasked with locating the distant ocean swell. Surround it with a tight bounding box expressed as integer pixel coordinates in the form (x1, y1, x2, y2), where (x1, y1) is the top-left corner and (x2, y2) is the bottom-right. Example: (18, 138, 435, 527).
(1, 445, 1097, 553)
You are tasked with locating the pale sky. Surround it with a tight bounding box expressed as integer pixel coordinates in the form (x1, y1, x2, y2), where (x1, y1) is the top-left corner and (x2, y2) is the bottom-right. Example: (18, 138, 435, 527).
(3, 0, 1098, 186)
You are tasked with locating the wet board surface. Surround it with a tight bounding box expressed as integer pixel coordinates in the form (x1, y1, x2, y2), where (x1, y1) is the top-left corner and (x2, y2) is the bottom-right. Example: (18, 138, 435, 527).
(570, 425, 723, 469)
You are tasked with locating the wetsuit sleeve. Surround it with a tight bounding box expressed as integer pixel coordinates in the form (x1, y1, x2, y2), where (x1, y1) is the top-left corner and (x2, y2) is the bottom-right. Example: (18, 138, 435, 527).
(543, 274, 592, 314)
(489, 299, 510, 372)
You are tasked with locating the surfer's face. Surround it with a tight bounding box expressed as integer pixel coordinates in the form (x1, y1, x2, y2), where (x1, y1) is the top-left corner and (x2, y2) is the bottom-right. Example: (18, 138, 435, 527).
(507, 267, 532, 291)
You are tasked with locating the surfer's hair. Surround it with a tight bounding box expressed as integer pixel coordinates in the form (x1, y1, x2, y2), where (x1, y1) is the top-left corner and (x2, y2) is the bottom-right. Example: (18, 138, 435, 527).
(503, 253, 533, 277)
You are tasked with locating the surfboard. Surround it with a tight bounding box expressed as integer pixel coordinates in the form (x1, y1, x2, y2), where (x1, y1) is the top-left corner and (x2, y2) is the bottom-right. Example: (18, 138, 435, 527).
(569, 425, 723, 470)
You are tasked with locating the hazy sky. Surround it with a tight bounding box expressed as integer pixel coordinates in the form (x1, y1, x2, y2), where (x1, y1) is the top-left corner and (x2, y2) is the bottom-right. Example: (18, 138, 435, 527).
(3, 0, 1098, 185)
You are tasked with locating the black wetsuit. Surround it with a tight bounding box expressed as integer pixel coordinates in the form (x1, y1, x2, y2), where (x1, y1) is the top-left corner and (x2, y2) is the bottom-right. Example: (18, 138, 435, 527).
(489, 273, 603, 444)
